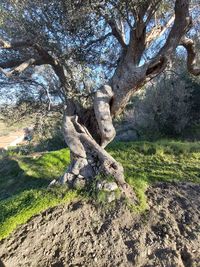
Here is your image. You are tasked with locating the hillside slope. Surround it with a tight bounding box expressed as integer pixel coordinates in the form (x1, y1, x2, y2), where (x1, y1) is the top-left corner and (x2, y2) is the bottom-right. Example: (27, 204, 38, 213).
(0, 182, 200, 267)
(0, 141, 200, 241)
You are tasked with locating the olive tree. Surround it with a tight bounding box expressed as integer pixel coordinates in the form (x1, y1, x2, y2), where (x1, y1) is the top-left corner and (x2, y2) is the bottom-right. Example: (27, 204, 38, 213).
(0, 0, 199, 199)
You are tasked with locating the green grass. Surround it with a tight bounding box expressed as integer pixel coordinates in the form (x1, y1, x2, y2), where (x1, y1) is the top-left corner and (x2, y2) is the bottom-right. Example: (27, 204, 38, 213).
(0, 188, 77, 240)
(108, 140, 200, 211)
(0, 140, 200, 240)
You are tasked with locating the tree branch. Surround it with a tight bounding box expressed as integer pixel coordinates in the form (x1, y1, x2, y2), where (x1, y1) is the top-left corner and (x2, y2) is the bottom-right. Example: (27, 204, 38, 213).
(0, 57, 46, 76)
(0, 58, 34, 77)
(179, 36, 200, 76)
(0, 39, 32, 49)
(94, 85, 115, 147)
(125, 1, 152, 65)
(145, 0, 163, 25)
(83, 32, 113, 49)
(101, 15, 127, 49)
(0, 59, 28, 69)
(0, 37, 57, 66)
(0, 37, 67, 84)
(146, 0, 192, 77)
(146, 15, 175, 48)
(158, 0, 192, 56)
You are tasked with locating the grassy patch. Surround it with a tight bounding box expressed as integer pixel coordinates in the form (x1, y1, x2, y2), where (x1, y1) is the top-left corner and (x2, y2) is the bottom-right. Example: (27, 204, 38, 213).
(0, 149, 70, 199)
(0, 149, 73, 240)
(0, 188, 77, 240)
(0, 140, 200, 239)
(108, 140, 200, 211)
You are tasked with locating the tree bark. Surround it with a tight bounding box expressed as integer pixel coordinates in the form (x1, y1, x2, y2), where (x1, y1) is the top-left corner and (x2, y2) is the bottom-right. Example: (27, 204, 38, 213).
(58, 84, 137, 202)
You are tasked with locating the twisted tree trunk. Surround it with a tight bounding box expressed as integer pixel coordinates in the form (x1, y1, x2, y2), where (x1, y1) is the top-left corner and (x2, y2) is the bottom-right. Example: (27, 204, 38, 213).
(58, 0, 193, 197)
(60, 82, 140, 201)
(0, 0, 196, 202)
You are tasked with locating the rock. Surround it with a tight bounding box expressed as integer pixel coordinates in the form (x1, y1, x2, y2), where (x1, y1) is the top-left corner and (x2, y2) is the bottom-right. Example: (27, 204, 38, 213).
(71, 158, 88, 175)
(48, 179, 58, 187)
(103, 182, 118, 192)
(96, 181, 118, 192)
(107, 192, 116, 203)
(61, 172, 74, 184)
(73, 175, 86, 189)
(96, 181, 103, 190)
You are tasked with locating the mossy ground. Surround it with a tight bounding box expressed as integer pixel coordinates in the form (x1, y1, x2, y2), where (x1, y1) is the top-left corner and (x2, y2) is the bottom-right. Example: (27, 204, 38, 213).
(0, 140, 200, 240)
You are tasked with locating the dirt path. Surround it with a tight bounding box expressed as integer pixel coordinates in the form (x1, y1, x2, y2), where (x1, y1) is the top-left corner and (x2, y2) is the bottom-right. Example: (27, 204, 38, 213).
(0, 130, 25, 150)
(0, 182, 199, 267)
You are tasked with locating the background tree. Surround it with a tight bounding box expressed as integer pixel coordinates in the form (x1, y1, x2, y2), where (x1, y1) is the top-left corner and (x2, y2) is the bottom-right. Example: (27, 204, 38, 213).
(0, 0, 200, 199)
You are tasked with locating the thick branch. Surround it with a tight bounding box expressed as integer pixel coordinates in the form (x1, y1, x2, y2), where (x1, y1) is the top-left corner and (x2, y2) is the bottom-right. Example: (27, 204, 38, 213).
(0, 39, 32, 49)
(0, 37, 68, 86)
(109, 21, 126, 48)
(158, 0, 191, 56)
(0, 59, 31, 69)
(0, 58, 36, 77)
(63, 114, 87, 159)
(125, 1, 152, 65)
(0, 38, 58, 66)
(179, 36, 200, 76)
(0, 57, 47, 78)
(146, 0, 191, 78)
(127, 20, 146, 65)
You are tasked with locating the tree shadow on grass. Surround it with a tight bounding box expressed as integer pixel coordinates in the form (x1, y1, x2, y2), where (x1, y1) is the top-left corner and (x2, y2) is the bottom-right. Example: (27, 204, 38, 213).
(0, 157, 49, 201)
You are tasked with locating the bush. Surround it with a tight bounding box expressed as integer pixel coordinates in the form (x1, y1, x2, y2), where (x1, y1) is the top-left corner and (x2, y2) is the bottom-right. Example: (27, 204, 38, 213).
(122, 72, 200, 140)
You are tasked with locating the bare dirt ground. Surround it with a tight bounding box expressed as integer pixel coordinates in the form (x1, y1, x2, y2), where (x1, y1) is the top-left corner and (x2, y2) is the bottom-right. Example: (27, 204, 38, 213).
(0, 130, 25, 150)
(0, 182, 199, 267)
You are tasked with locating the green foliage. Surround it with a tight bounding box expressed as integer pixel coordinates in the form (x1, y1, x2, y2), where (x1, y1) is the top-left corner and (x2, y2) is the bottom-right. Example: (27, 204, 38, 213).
(125, 73, 200, 141)
(0, 140, 200, 240)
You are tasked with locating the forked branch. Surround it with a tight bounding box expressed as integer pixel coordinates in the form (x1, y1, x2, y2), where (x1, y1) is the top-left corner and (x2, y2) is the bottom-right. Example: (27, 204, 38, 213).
(0, 37, 67, 85)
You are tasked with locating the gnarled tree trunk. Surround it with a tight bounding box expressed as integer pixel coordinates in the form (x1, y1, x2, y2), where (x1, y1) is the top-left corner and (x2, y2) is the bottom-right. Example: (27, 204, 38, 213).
(60, 82, 140, 201)
(1, 0, 198, 202)
(57, 0, 194, 199)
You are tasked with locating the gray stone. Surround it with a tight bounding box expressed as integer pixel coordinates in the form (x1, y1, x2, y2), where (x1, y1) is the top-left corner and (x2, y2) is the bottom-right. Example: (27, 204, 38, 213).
(96, 181, 103, 190)
(103, 182, 118, 192)
(107, 192, 116, 203)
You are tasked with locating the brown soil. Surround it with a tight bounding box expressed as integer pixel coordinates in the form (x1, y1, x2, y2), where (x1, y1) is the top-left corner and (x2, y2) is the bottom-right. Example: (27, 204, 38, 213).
(0, 182, 199, 267)
(0, 130, 25, 150)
